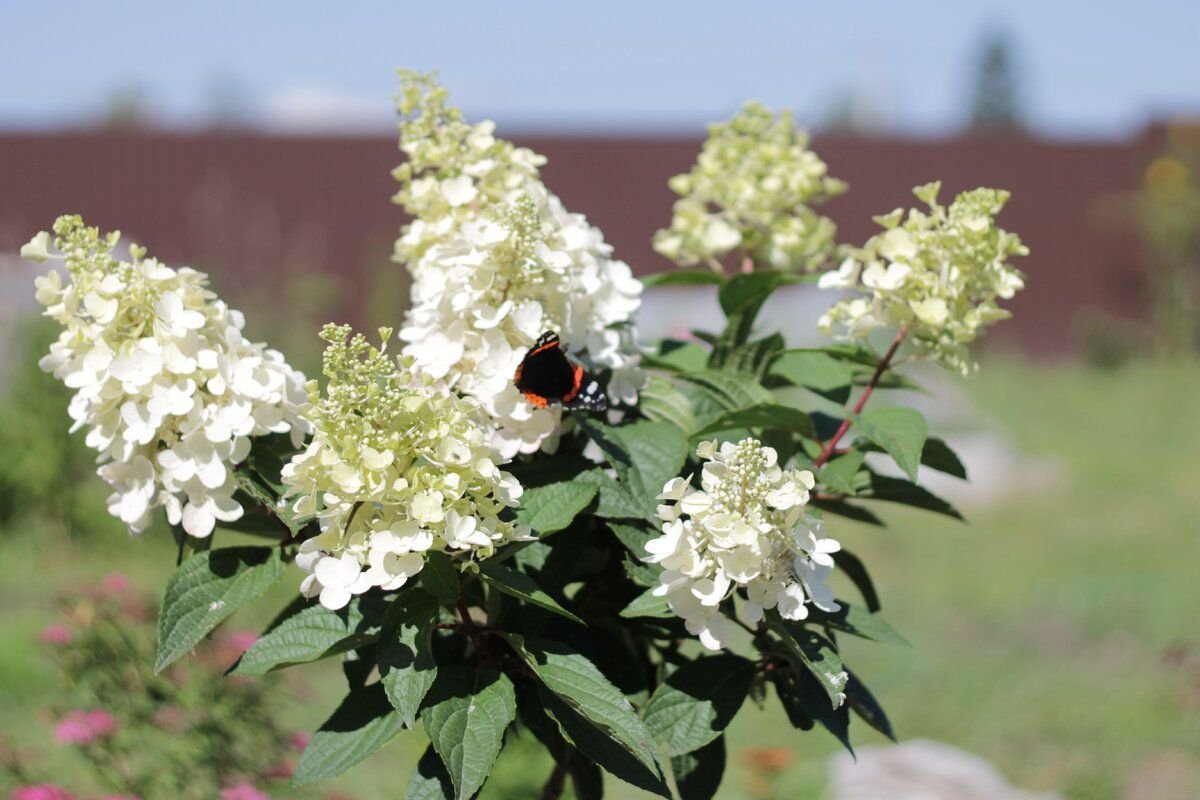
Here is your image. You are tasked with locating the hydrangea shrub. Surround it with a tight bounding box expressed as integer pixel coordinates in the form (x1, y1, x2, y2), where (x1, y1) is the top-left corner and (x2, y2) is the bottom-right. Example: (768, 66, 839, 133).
(21, 72, 1026, 799)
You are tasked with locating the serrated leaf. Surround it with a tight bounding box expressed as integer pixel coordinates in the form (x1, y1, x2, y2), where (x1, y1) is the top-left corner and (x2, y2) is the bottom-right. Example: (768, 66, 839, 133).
(403, 745, 455, 800)
(845, 670, 895, 741)
(423, 666, 517, 800)
(540, 689, 670, 797)
(820, 450, 866, 495)
(920, 436, 968, 479)
(770, 350, 855, 400)
(293, 683, 405, 785)
(646, 340, 711, 373)
(620, 586, 672, 619)
(643, 654, 754, 757)
(639, 375, 697, 433)
(834, 549, 882, 612)
(578, 419, 687, 523)
(479, 562, 583, 624)
(233, 468, 311, 536)
(712, 272, 796, 365)
(856, 434, 967, 480)
(514, 480, 598, 536)
(609, 522, 654, 556)
(862, 473, 963, 520)
(772, 664, 853, 753)
(576, 469, 645, 520)
(420, 552, 461, 602)
(770, 621, 847, 707)
(810, 602, 908, 645)
(672, 736, 727, 800)
(810, 497, 884, 526)
(233, 598, 375, 676)
(854, 407, 928, 482)
(379, 589, 439, 728)
(642, 268, 726, 287)
(693, 403, 816, 439)
(679, 370, 775, 413)
(515, 636, 660, 775)
(156, 547, 286, 672)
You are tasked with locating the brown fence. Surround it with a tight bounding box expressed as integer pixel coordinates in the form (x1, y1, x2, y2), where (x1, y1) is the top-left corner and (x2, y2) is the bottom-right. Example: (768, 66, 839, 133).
(0, 128, 1162, 356)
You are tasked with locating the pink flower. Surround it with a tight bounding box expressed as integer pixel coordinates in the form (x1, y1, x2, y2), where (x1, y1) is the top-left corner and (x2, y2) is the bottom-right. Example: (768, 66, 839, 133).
(101, 574, 130, 594)
(53, 710, 117, 746)
(288, 732, 311, 753)
(219, 784, 270, 800)
(39, 625, 72, 646)
(97, 796, 141, 800)
(10, 785, 76, 800)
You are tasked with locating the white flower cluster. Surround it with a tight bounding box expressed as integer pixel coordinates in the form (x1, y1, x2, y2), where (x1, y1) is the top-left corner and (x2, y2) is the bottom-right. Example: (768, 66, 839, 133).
(818, 183, 1028, 374)
(654, 101, 846, 272)
(23, 216, 309, 537)
(643, 438, 841, 651)
(282, 325, 528, 610)
(393, 71, 644, 458)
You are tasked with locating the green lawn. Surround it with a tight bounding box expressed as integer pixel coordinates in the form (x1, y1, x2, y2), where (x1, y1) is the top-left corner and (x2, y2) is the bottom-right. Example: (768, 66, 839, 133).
(2, 359, 1197, 799)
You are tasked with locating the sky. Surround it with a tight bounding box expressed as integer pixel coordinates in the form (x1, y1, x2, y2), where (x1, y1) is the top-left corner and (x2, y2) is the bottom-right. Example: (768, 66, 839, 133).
(2, 0, 1198, 138)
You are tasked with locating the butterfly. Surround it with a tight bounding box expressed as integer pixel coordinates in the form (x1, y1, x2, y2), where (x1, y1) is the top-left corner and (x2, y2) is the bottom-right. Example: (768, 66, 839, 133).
(513, 331, 607, 411)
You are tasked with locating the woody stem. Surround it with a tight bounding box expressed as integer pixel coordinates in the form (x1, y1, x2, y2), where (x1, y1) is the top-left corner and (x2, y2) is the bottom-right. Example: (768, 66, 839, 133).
(812, 324, 909, 469)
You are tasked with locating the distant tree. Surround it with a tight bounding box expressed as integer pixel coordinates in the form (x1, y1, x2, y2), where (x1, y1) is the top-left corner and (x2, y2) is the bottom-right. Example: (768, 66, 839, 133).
(968, 30, 1025, 132)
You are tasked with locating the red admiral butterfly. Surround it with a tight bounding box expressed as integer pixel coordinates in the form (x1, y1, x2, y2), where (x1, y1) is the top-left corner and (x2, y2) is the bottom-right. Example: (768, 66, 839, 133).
(514, 331, 607, 411)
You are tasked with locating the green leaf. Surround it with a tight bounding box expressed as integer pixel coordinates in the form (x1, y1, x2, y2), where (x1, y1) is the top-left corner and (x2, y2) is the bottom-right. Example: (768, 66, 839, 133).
(639, 375, 697, 433)
(576, 469, 645, 520)
(693, 403, 816, 440)
(515, 637, 660, 775)
(678, 370, 775, 413)
(609, 522, 654, 556)
(156, 546, 286, 672)
(810, 497, 884, 526)
(423, 666, 517, 800)
(856, 435, 968, 480)
(712, 272, 795, 364)
(233, 599, 375, 676)
(539, 689, 670, 797)
(641, 268, 726, 287)
(403, 745, 455, 800)
(854, 407, 928, 482)
(770, 621, 847, 707)
(479, 562, 583, 624)
(568, 755, 605, 800)
(646, 340, 711, 373)
(770, 350, 855, 400)
(514, 480, 598, 536)
(810, 602, 908, 645)
(620, 586, 671, 619)
(772, 665, 852, 753)
(726, 333, 786, 379)
(420, 552, 461, 602)
(578, 419, 688, 523)
(862, 473, 963, 520)
(672, 737, 726, 800)
(293, 683, 406, 785)
(379, 589, 439, 728)
(834, 549, 882, 612)
(820, 451, 866, 495)
(233, 467, 310, 536)
(642, 654, 754, 757)
(845, 670, 895, 741)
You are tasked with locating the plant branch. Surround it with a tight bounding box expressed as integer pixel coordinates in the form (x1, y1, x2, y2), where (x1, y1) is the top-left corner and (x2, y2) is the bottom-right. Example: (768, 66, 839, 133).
(813, 324, 909, 469)
(540, 758, 569, 800)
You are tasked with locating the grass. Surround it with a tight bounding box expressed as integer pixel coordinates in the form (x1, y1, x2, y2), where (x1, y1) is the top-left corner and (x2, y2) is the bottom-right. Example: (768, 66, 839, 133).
(2, 358, 1198, 799)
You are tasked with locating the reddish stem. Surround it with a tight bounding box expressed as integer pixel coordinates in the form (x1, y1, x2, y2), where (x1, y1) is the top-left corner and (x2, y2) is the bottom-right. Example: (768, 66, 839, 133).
(812, 324, 909, 469)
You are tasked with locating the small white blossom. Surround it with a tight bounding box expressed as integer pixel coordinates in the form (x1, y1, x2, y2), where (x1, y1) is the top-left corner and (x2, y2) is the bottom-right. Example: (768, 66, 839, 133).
(393, 72, 645, 458)
(281, 325, 531, 610)
(642, 438, 841, 651)
(818, 183, 1028, 374)
(27, 216, 309, 538)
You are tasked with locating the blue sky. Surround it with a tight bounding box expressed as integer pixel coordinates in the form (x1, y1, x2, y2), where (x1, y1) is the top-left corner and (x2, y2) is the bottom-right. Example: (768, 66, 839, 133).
(2, 1, 1197, 137)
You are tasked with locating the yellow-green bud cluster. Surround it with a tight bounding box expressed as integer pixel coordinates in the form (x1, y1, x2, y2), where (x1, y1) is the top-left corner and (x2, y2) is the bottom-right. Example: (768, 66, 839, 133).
(654, 102, 846, 272)
(818, 183, 1028, 374)
(282, 324, 527, 610)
